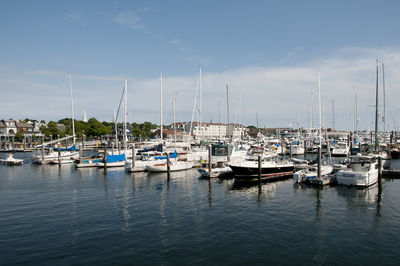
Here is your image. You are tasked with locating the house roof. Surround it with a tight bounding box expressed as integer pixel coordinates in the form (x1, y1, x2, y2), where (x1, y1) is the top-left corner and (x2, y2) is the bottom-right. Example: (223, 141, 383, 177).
(15, 122, 33, 128)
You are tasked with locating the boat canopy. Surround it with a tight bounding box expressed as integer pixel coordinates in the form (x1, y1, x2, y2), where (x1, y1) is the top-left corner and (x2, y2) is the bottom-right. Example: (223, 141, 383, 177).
(106, 154, 125, 163)
(155, 150, 177, 160)
(53, 145, 76, 152)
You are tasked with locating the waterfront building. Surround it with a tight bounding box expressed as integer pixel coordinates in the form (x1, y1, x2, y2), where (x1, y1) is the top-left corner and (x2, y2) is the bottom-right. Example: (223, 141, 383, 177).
(183, 122, 247, 140)
(0, 119, 17, 135)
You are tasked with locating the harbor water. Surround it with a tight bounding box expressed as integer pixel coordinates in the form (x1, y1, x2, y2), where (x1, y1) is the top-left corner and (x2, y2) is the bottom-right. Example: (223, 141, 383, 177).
(1, 153, 400, 265)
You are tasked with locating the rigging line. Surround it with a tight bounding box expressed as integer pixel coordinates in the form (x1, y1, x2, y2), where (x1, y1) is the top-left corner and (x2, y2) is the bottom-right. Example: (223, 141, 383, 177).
(115, 86, 125, 122)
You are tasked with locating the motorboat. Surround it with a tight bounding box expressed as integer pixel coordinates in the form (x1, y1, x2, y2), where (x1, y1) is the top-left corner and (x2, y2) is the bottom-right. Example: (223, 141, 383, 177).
(293, 164, 334, 184)
(228, 157, 294, 181)
(336, 155, 379, 187)
(0, 153, 23, 166)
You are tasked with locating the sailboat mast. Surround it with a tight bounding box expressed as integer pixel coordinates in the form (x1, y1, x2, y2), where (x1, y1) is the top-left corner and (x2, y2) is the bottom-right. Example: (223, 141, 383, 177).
(382, 62, 386, 143)
(199, 67, 202, 140)
(173, 96, 177, 150)
(375, 59, 379, 152)
(160, 73, 163, 144)
(226, 84, 230, 140)
(318, 74, 322, 148)
(332, 100, 335, 130)
(124, 80, 128, 151)
(68, 73, 75, 146)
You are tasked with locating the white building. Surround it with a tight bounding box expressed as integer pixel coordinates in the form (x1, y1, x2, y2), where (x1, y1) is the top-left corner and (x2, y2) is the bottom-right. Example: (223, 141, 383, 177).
(183, 122, 247, 140)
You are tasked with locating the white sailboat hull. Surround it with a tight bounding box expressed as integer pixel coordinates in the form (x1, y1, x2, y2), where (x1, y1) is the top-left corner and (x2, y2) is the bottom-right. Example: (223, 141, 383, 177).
(145, 161, 193, 173)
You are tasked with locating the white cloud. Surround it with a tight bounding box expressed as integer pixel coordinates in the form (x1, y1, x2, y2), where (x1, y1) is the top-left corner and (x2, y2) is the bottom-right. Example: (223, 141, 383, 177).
(169, 39, 180, 45)
(114, 8, 150, 30)
(3, 47, 400, 130)
(65, 12, 82, 22)
(280, 46, 304, 63)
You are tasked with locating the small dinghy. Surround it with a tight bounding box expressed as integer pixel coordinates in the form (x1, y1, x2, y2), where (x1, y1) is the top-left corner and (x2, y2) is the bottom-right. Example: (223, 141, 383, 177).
(0, 153, 23, 166)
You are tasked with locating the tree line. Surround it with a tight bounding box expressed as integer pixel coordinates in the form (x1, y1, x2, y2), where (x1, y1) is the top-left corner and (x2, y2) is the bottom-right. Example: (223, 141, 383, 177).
(38, 118, 159, 140)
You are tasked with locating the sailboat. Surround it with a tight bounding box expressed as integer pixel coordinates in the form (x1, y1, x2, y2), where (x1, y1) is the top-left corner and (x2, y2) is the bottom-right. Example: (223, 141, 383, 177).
(293, 74, 333, 184)
(97, 80, 129, 168)
(336, 60, 382, 187)
(32, 74, 79, 164)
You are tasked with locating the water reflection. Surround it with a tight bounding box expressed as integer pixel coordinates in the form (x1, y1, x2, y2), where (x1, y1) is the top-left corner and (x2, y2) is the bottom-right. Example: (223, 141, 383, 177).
(335, 184, 380, 211)
(229, 178, 279, 203)
(69, 188, 79, 244)
(122, 176, 131, 233)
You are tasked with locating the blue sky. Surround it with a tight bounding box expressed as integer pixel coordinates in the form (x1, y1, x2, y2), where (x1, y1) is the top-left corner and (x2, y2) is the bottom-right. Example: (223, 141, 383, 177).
(1, 0, 400, 130)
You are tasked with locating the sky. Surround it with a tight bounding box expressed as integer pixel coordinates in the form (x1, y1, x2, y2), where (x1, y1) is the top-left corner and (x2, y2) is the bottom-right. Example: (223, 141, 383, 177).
(1, 0, 400, 131)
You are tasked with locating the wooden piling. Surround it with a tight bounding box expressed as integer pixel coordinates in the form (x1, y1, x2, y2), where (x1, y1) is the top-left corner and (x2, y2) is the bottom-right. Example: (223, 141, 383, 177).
(378, 156, 382, 180)
(289, 142, 292, 160)
(57, 143, 61, 166)
(104, 145, 108, 169)
(317, 146, 321, 180)
(258, 155, 262, 182)
(79, 144, 83, 163)
(132, 143, 135, 169)
(227, 144, 231, 162)
(167, 153, 171, 179)
(41, 142, 45, 161)
(23, 136, 26, 152)
(349, 132, 353, 155)
(358, 142, 361, 154)
(111, 142, 114, 155)
(208, 145, 212, 178)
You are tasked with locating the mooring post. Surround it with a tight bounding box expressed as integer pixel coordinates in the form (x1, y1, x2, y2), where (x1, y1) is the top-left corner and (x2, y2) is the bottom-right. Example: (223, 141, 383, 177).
(258, 155, 262, 182)
(79, 144, 83, 163)
(41, 141, 45, 162)
(304, 140, 307, 159)
(118, 141, 121, 154)
(289, 142, 293, 160)
(104, 144, 108, 170)
(227, 143, 231, 162)
(23, 136, 26, 152)
(281, 140, 284, 155)
(82, 134, 86, 149)
(349, 132, 353, 155)
(317, 146, 321, 180)
(167, 153, 171, 179)
(12, 136, 14, 150)
(57, 142, 61, 166)
(378, 156, 382, 180)
(111, 142, 114, 155)
(208, 145, 212, 178)
(132, 143, 135, 170)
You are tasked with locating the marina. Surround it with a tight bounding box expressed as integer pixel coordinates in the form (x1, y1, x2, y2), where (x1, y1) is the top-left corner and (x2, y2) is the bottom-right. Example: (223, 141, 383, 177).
(2, 1, 400, 264)
(1, 152, 400, 265)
